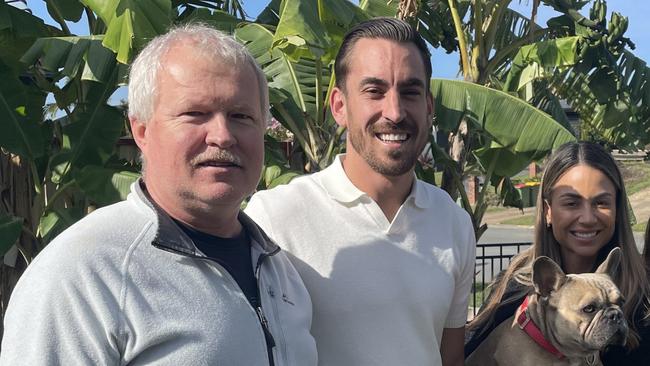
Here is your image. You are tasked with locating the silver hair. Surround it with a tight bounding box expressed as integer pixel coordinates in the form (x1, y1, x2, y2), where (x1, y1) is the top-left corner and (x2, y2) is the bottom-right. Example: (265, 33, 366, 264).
(128, 23, 270, 124)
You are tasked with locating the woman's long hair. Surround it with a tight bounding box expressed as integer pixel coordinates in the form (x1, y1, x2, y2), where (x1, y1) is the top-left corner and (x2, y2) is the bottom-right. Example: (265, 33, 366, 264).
(469, 141, 650, 348)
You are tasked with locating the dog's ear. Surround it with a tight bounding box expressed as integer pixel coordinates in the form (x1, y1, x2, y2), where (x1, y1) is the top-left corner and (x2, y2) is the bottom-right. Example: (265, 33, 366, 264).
(595, 247, 621, 279)
(533, 256, 566, 298)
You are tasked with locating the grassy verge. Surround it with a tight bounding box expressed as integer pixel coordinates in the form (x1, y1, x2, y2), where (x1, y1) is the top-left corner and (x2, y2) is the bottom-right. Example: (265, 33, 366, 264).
(501, 214, 536, 226)
(485, 206, 508, 213)
(470, 282, 488, 309)
(620, 162, 650, 196)
(633, 221, 648, 233)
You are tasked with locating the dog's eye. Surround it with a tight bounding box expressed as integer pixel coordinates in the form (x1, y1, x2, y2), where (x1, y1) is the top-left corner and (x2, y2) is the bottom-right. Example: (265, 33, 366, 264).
(582, 305, 596, 313)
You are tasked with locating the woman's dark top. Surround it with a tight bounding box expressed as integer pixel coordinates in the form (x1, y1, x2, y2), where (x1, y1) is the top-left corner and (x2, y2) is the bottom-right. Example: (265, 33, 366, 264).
(601, 314, 650, 365)
(464, 281, 525, 357)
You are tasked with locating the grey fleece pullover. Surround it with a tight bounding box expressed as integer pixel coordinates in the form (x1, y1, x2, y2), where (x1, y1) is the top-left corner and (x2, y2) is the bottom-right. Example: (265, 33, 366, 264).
(0, 182, 317, 365)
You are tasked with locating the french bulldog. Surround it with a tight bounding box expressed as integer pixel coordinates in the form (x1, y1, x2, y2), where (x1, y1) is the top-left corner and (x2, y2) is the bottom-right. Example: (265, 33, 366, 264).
(466, 248, 628, 366)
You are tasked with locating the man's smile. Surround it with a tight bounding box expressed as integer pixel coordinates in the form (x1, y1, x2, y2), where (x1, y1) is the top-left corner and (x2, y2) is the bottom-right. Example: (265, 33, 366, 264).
(376, 133, 409, 142)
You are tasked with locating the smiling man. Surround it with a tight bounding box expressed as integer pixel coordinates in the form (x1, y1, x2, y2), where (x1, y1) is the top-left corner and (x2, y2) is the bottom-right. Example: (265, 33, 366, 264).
(1, 24, 316, 366)
(246, 17, 476, 366)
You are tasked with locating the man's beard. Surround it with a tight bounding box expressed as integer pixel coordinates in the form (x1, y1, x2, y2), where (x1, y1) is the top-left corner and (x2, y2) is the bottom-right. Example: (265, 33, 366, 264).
(347, 122, 420, 177)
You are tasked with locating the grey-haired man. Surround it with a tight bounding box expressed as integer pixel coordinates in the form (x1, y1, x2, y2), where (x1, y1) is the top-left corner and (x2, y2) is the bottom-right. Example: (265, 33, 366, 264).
(1, 24, 316, 366)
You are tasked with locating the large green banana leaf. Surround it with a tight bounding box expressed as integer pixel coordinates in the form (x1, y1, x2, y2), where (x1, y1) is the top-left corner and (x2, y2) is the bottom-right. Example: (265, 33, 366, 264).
(272, 0, 371, 63)
(0, 60, 46, 160)
(62, 83, 125, 175)
(358, 0, 397, 17)
(179, 8, 241, 34)
(505, 33, 650, 147)
(21, 36, 126, 83)
(431, 78, 577, 177)
(272, 0, 331, 60)
(0, 3, 57, 71)
(256, 0, 282, 25)
(46, 0, 85, 23)
(504, 36, 582, 91)
(18, 33, 125, 177)
(415, 0, 469, 54)
(80, 0, 171, 64)
(237, 23, 319, 115)
(0, 213, 23, 257)
(237, 23, 332, 163)
(74, 166, 139, 205)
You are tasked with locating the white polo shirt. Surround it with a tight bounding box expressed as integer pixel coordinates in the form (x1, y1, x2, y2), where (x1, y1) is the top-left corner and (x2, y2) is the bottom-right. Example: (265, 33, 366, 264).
(246, 155, 476, 366)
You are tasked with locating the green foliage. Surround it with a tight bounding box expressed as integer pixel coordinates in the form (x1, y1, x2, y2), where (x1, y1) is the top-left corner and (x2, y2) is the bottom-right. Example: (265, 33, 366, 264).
(80, 0, 172, 64)
(503, 0, 650, 149)
(432, 79, 575, 177)
(0, 60, 47, 161)
(0, 214, 23, 257)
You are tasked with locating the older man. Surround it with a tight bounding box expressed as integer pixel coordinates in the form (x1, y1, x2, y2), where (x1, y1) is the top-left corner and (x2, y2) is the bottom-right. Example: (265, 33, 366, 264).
(1, 24, 316, 365)
(246, 18, 475, 366)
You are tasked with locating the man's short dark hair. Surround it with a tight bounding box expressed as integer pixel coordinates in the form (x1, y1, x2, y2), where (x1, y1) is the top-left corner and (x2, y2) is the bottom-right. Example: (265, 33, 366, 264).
(334, 17, 432, 91)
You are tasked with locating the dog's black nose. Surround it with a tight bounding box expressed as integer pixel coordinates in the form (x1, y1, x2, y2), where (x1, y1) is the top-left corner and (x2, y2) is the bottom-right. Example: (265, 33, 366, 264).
(606, 309, 623, 323)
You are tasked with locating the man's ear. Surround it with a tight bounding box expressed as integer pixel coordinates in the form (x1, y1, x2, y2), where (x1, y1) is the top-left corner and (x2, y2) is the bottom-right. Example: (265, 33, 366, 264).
(129, 117, 147, 151)
(330, 86, 347, 128)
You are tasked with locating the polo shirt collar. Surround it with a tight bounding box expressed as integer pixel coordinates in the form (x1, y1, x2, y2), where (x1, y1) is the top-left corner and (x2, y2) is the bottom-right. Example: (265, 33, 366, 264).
(320, 155, 366, 203)
(409, 177, 433, 209)
(320, 154, 433, 209)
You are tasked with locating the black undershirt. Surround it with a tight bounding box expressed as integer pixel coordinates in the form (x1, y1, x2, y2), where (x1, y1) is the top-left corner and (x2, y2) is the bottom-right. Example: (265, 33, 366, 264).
(174, 220, 259, 308)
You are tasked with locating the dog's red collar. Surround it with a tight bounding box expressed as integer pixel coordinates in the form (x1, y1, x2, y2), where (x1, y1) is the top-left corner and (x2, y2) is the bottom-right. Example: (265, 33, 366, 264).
(517, 296, 565, 359)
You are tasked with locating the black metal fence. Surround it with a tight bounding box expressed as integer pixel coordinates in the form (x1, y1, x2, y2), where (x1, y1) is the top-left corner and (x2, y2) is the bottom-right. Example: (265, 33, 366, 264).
(469, 242, 532, 318)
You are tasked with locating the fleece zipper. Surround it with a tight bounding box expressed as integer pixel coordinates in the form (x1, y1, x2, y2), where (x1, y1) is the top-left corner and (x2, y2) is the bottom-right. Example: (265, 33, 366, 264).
(152, 242, 278, 366)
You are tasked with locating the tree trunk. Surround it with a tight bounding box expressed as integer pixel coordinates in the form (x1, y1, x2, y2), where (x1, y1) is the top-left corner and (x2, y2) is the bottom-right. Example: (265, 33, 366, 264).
(440, 118, 470, 201)
(0, 152, 37, 340)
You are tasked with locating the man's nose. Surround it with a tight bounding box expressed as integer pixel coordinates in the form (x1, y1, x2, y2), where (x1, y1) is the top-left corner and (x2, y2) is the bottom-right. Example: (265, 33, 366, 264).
(205, 114, 237, 148)
(383, 91, 406, 124)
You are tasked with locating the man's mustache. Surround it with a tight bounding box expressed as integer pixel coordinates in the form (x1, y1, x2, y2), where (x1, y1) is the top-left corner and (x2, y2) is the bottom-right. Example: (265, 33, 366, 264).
(190, 149, 242, 167)
(371, 121, 417, 134)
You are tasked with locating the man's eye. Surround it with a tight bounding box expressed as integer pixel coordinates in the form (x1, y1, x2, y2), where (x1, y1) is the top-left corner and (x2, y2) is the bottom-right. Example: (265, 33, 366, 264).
(231, 113, 255, 122)
(402, 89, 421, 96)
(365, 88, 383, 95)
(183, 111, 205, 117)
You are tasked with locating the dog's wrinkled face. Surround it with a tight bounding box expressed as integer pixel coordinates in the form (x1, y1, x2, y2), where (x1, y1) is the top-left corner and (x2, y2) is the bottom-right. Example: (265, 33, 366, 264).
(549, 274, 628, 351)
(533, 248, 628, 355)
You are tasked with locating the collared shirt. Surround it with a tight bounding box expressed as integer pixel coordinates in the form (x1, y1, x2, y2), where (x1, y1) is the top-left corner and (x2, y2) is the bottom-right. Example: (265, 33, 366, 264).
(246, 155, 476, 366)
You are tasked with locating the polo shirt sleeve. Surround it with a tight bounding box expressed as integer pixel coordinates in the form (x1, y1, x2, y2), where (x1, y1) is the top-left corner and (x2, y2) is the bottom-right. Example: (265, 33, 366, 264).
(445, 211, 477, 328)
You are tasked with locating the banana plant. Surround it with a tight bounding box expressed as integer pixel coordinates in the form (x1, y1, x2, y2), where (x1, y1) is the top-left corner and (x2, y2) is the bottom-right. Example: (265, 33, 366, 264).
(237, 0, 369, 172)
(505, 0, 650, 148)
(429, 79, 576, 238)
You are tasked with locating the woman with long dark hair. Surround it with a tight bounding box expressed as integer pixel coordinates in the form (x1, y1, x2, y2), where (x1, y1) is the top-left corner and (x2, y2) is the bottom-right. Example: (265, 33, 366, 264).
(465, 141, 650, 364)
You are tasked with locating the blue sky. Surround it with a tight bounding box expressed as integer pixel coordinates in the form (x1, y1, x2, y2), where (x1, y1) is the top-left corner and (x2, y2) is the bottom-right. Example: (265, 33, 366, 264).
(22, 0, 650, 80)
